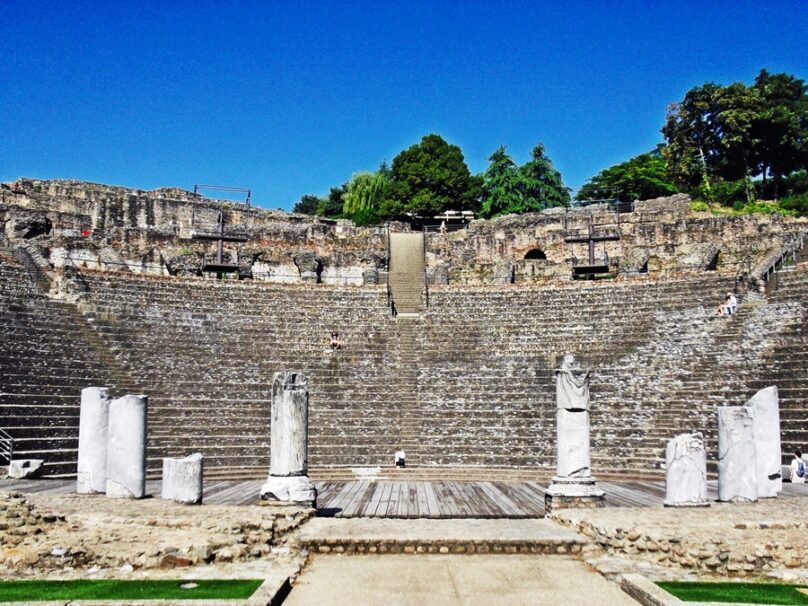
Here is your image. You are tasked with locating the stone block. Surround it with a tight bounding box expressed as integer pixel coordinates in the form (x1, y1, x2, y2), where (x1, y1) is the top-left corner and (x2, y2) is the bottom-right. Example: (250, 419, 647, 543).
(7, 459, 44, 479)
(106, 394, 148, 499)
(664, 432, 709, 507)
(77, 386, 111, 494)
(162, 453, 203, 504)
(749, 386, 782, 497)
(718, 406, 757, 502)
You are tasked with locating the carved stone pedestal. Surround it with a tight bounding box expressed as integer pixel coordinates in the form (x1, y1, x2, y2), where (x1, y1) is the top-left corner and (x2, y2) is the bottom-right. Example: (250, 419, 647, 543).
(545, 476, 605, 512)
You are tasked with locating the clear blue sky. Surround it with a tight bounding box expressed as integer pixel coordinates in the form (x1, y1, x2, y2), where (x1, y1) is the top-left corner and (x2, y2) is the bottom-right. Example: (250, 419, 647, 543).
(2, 1, 806, 210)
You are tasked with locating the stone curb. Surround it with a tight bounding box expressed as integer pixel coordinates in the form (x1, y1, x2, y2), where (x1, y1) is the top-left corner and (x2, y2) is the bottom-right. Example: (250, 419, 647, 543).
(620, 573, 794, 606)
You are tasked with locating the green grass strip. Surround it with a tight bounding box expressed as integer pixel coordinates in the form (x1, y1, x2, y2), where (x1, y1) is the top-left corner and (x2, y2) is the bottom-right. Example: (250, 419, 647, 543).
(0, 579, 263, 602)
(657, 581, 808, 605)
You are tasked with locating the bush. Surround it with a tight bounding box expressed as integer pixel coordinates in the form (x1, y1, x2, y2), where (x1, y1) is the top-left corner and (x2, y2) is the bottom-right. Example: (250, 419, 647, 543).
(689, 201, 710, 212)
(780, 192, 808, 216)
(709, 180, 748, 206)
(350, 207, 382, 226)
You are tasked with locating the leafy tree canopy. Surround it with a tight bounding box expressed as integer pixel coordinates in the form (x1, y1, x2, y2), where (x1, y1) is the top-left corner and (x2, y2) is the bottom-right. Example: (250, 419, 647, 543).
(292, 194, 320, 215)
(342, 171, 390, 225)
(387, 134, 481, 216)
(480, 143, 569, 218)
(577, 148, 678, 202)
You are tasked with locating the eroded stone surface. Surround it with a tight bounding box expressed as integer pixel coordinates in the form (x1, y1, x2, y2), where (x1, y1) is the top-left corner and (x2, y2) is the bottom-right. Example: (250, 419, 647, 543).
(7, 460, 44, 480)
(77, 386, 111, 494)
(0, 490, 312, 575)
(106, 395, 147, 499)
(718, 406, 757, 502)
(749, 386, 782, 498)
(664, 432, 708, 507)
(161, 454, 203, 505)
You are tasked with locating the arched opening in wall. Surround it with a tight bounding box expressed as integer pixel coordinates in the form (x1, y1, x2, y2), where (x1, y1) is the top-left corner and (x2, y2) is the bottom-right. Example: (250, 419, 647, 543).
(705, 251, 720, 272)
(315, 260, 324, 283)
(524, 249, 547, 260)
(639, 260, 649, 274)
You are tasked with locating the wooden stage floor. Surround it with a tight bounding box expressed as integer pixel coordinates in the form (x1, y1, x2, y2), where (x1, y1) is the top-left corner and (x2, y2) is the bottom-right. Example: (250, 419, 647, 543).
(4, 479, 808, 518)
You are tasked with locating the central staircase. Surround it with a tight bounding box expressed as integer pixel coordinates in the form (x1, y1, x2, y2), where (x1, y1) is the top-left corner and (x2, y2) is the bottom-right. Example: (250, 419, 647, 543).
(388, 232, 425, 314)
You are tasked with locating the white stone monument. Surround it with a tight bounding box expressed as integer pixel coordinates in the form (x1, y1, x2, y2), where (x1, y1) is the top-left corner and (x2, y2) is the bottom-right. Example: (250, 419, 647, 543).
(260, 372, 316, 506)
(545, 355, 604, 511)
(749, 386, 782, 498)
(77, 386, 111, 494)
(664, 432, 709, 507)
(106, 394, 148, 499)
(717, 406, 757, 502)
(162, 453, 203, 504)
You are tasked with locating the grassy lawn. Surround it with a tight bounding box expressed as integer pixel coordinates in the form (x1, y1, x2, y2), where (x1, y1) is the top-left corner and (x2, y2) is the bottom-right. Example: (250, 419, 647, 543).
(0, 579, 263, 602)
(658, 581, 808, 605)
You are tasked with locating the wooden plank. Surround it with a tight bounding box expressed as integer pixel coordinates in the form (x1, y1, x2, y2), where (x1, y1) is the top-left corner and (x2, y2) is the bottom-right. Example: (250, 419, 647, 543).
(479, 482, 523, 517)
(386, 482, 402, 517)
(344, 481, 375, 517)
(342, 481, 371, 517)
(319, 481, 355, 515)
(433, 481, 459, 518)
(235, 481, 263, 505)
(423, 482, 441, 518)
(333, 481, 366, 516)
(396, 482, 409, 518)
(495, 481, 544, 517)
(363, 482, 385, 517)
(470, 482, 506, 517)
(407, 482, 419, 518)
(449, 482, 476, 517)
(415, 481, 430, 517)
(371, 482, 393, 517)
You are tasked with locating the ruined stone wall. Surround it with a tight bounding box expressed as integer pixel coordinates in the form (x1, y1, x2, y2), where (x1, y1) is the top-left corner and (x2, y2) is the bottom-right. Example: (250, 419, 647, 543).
(3, 180, 806, 286)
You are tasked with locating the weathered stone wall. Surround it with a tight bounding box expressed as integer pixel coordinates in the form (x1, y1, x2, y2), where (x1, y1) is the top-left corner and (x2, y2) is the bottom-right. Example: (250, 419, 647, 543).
(3, 180, 806, 285)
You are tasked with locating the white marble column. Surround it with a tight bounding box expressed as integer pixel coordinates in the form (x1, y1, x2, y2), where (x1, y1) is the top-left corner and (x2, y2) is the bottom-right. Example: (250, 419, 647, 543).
(664, 432, 709, 507)
(106, 394, 148, 499)
(717, 406, 757, 502)
(545, 355, 604, 510)
(260, 372, 316, 505)
(77, 387, 111, 494)
(749, 386, 782, 498)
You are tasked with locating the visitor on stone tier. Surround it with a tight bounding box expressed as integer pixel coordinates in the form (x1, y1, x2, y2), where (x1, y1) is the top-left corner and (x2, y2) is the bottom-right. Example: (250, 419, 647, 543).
(329, 331, 342, 350)
(791, 450, 805, 484)
(725, 292, 738, 315)
(395, 449, 406, 468)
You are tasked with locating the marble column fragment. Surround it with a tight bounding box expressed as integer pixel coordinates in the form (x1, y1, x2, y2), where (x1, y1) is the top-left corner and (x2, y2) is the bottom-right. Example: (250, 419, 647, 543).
(77, 387, 111, 494)
(717, 406, 757, 502)
(106, 394, 148, 499)
(664, 432, 709, 507)
(545, 355, 604, 509)
(162, 453, 203, 504)
(260, 372, 316, 505)
(749, 386, 782, 498)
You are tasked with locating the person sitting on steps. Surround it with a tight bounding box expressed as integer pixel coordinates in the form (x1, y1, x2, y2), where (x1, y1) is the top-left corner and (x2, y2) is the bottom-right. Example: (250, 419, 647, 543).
(329, 331, 342, 350)
(791, 450, 805, 484)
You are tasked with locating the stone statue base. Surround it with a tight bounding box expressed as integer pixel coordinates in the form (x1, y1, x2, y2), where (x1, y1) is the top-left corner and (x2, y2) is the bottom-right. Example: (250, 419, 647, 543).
(260, 475, 316, 507)
(663, 500, 710, 508)
(544, 476, 605, 512)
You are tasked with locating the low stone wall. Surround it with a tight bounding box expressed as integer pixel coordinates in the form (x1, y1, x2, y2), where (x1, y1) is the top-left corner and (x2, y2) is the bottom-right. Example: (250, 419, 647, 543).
(0, 491, 313, 573)
(553, 499, 808, 576)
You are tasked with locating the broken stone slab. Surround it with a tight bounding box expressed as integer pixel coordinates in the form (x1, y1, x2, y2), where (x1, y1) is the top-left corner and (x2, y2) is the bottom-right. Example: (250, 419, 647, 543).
(77, 386, 111, 494)
(664, 432, 709, 507)
(7, 459, 44, 479)
(717, 406, 757, 502)
(749, 386, 782, 498)
(261, 372, 316, 506)
(106, 394, 148, 499)
(162, 453, 203, 504)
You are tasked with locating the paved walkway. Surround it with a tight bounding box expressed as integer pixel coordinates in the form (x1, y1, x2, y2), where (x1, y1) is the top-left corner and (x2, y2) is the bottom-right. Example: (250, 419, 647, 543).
(284, 555, 640, 605)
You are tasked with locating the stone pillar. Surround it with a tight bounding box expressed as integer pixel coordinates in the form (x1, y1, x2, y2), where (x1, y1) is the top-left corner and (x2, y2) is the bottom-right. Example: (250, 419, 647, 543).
(106, 394, 148, 499)
(717, 406, 757, 502)
(664, 432, 709, 507)
(545, 355, 604, 512)
(260, 372, 316, 506)
(77, 387, 111, 494)
(162, 453, 203, 504)
(749, 386, 782, 498)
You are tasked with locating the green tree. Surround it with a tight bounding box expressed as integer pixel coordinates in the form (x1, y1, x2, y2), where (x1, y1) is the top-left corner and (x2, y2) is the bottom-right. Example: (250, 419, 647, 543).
(577, 149, 678, 202)
(316, 185, 346, 217)
(342, 171, 389, 225)
(388, 134, 480, 216)
(293, 194, 320, 215)
(518, 143, 571, 209)
(480, 146, 524, 218)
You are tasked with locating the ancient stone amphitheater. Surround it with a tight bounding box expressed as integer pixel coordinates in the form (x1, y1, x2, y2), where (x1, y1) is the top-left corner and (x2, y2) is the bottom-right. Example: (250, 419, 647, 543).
(1, 179, 807, 481)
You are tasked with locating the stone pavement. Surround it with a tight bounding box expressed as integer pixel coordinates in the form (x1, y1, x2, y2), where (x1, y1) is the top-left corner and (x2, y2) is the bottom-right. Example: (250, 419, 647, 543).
(284, 554, 639, 606)
(297, 517, 585, 554)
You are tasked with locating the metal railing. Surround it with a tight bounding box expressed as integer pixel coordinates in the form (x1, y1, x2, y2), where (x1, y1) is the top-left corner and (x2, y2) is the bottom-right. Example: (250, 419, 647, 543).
(0, 428, 14, 464)
(423, 222, 469, 233)
(758, 231, 807, 294)
(422, 227, 429, 309)
(734, 255, 752, 295)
